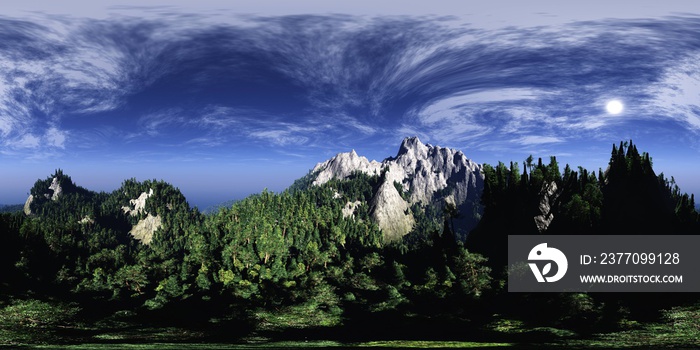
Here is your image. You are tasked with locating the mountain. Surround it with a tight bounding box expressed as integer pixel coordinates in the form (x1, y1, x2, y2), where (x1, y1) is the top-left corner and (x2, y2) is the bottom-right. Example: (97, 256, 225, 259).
(22, 171, 191, 247)
(0, 204, 23, 213)
(307, 136, 484, 241)
(5, 141, 699, 343)
(22, 169, 99, 218)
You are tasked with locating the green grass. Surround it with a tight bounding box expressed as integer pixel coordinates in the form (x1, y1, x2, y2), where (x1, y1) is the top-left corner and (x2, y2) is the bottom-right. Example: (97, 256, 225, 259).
(2, 299, 700, 349)
(357, 340, 513, 348)
(16, 340, 516, 349)
(253, 303, 342, 330)
(564, 304, 700, 348)
(29, 342, 342, 349)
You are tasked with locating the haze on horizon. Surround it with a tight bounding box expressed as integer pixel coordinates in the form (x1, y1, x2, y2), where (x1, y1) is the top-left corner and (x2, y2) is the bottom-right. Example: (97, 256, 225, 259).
(2, 1, 700, 209)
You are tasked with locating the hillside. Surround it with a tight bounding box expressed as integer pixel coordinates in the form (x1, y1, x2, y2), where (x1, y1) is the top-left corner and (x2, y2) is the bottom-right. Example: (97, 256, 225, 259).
(201, 199, 240, 214)
(0, 141, 699, 347)
(467, 141, 700, 269)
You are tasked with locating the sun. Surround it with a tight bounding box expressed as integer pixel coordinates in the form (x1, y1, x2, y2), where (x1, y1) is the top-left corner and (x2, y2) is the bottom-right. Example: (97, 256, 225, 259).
(606, 100, 624, 115)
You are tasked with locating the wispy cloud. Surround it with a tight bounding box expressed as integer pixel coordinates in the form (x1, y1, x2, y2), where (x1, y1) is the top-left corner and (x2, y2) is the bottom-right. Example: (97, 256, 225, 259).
(515, 135, 565, 146)
(14, 134, 40, 149)
(646, 53, 700, 130)
(374, 16, 700, 152)
(0, 16, 160, 157)
(135, 109, 187, 137)
(3, 11, 700, 162)
(249, 130, 309, 146)
(45, 127, 67, 148)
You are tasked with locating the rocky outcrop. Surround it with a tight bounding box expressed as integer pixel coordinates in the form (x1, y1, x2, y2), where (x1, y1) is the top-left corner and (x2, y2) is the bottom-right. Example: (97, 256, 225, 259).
(369, 181, 415, 241)
(78, 216, 95, 225)
(122, 188, 154, 216)
(121, 189, 161, 245)
(23, 176, 63, 215)
(23, 195, 33, 215)
(311, 136, 484, 240)
(534, 181, 559, 232)
(47, 177, 62, 201)
(342, 200, 363, 219)
(313, 150, 382, 185)
(129, 213, 161, 245)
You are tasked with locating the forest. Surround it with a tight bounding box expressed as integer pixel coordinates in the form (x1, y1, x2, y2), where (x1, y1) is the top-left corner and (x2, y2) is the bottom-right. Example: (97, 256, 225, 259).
(1, 140, 699, 348)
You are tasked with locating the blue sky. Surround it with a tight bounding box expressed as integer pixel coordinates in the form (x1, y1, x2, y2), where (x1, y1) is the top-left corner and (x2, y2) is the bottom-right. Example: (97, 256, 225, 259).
(2, 1, 700, 209)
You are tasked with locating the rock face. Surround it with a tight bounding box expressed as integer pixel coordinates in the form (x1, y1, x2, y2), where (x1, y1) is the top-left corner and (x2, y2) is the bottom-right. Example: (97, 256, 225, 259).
(23, 195, 33, 215)
(122, 188, 154, 216)
(78, 216, 95, 225)
(47, 177, 62, 201)
(121, 189, 161, 245)
(369, 181, 415, 241)
(342, 201, 363, 219)
(312, 136, 484, 241)
(129, 213, 161, 245)
(313, 150, 382, 185)
(534, 181, 559, 232)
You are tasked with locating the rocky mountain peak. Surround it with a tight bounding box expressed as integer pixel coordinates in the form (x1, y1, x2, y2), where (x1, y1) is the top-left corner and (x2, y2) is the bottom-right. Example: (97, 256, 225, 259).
(24, 175, 66, 215)
(312, 149, 382, 185)
(310, 137, 485, 241)
(396, 136, 429, 159)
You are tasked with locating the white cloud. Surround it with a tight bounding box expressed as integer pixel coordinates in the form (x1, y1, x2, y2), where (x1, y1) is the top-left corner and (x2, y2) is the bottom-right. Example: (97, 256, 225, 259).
(401, 88, 545, 146)
(566, 117, 607, 131)
(198, 107, 243, 128)
(500, 108, 544, 133)
(336, 114, 378, 135)
(0, 115, 13, 137)
(647, 54, 700, 131)
(515, 135, 564, 145)
(185, 136, 225, 147)
(15, 134, 40, 149)
(45, 127, 67, 148)
(249, 130, 309, 146)
(417, 88, 542, 125)
(136, 109, 187, 137)
(3, 9, 699, 161)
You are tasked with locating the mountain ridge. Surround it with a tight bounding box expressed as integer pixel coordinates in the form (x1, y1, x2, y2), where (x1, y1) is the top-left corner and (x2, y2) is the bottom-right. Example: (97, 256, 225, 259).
(309, 136, 484, 241)
(0, 204, 23, 213)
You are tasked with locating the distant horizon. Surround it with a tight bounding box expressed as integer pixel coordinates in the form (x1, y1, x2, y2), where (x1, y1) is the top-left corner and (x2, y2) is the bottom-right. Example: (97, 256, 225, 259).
(3, 136, 698, 210)
(2, 1, 700, 209)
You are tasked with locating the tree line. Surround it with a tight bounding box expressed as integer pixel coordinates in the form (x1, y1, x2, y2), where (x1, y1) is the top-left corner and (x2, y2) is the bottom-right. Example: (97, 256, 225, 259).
(0, 140, 698, 337)
(0, 168, 491, 334)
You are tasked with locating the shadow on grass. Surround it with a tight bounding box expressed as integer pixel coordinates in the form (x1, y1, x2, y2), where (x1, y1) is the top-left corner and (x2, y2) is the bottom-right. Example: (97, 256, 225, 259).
(2, 297, 699, 349)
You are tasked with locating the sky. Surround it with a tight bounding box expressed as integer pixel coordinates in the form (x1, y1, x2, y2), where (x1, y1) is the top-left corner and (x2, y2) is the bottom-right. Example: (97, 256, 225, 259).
(2, 1, 700, 209)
